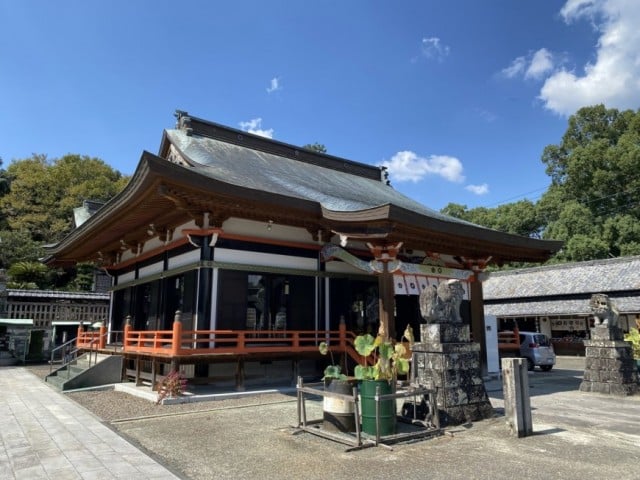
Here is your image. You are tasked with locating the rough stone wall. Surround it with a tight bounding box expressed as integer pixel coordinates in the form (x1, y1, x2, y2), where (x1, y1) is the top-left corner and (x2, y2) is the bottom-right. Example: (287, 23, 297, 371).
(579, 326, 638, 396)
(412, 323, 494, 426)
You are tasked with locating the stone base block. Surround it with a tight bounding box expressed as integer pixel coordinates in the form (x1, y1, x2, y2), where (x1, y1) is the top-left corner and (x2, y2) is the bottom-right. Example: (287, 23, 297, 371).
(579, 380, 637, 396)
(590, 326, 623, 341)
(438, 401, 494, 426)
(419, 323, 470, 344)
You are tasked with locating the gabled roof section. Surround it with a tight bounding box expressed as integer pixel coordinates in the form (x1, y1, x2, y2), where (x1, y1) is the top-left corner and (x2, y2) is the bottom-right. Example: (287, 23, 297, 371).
(484, 255, 640, 300)
(44, 110, 563, 268)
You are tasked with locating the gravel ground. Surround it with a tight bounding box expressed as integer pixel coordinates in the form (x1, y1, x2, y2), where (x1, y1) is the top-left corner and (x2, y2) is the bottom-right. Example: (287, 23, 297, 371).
(21, 358, 640, 480)
(25, 362, 298, 422)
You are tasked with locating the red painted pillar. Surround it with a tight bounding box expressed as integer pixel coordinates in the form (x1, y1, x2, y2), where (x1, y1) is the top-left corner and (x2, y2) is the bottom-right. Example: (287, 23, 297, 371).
(171, 319, 183, 356)
(77, 324, 84, 347)
(123, 323, 131, 352)
(339, 320, 347, 349)
(99, 325, 107, 349)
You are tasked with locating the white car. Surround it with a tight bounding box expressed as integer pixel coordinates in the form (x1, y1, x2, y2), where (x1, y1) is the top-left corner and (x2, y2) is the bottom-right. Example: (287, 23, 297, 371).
(518, 331, 556, 371)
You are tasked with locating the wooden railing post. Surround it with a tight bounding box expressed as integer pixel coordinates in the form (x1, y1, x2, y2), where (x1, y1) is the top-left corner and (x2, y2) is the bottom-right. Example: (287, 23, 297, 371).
(123, 323, 131, 352)
(77, 323, 84, 347)
(339, 320, 347, 349)
(99, 325, 107, 349)
(172, 310, 182, 356)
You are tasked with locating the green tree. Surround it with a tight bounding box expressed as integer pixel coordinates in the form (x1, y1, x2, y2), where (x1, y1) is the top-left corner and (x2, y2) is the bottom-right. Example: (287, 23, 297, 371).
(302, 142, 327, 153)
(0, 154, 128, 242)
(539, 105, 640, 261)
(0, 230, 43, 268)
(7, 261, 49, 289)
(443, 105, 640, 264)
(0, 153, 127, 289)
(440, 200, 542, 238)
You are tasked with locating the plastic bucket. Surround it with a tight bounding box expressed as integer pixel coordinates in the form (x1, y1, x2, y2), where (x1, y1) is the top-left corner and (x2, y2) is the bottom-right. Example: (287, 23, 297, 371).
(359, 379, 396, 436)
(323, 378, 356, 432)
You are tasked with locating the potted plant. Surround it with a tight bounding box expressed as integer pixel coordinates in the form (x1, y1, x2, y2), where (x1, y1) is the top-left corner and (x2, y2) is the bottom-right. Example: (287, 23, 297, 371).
(353, 333, 410, 436)
(319, 341, 356, 432)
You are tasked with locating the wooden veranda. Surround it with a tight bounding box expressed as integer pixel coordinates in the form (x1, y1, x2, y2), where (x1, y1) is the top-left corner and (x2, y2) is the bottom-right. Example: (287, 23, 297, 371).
(76, 321, 366, 389)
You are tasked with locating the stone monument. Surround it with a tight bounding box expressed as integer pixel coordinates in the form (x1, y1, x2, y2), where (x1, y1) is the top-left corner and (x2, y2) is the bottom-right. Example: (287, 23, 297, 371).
(580, 294, 638, 396)
(411, 280, 494, 425)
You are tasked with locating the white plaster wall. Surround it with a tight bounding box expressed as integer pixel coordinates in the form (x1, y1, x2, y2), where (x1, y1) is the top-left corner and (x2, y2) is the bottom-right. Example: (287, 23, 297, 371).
(138, 261, 163, 280)
(214, 248, 317, 270)
(118, 271, 135, 284)
(222, 217, 315, 244)
(168, 249, 200, 269)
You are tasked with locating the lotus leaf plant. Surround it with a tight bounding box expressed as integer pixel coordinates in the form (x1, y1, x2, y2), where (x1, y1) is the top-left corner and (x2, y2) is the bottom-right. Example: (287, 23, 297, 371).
(353, 333, 410, 382)
(319, 341, 348, 380)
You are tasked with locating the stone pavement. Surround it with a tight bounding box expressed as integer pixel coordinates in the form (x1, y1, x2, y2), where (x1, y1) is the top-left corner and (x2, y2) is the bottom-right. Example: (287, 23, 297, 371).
(0, 367, 180, 480)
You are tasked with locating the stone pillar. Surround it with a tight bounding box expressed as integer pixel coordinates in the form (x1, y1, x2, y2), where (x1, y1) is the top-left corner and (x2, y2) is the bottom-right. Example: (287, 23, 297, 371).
(502, 358, 532, 437)
(580, 326, 638, 396)
(412, 323, 494, 426)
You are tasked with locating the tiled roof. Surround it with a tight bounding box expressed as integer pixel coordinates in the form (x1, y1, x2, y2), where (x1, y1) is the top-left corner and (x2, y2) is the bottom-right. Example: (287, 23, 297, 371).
(484, 295, 640, 316)
(7, 289, 109, 301)
(483, 256, 640, 300)
(166, 129, 478, 226)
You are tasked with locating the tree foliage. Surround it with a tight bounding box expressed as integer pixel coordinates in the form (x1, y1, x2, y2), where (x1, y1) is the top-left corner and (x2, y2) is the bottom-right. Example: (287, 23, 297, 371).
(0, 153, 127, 289)
(0, 154, 128, 243)
(302, 142, 327, 153)
(442, 105, 640, 265)
(7, 261, 49, 289)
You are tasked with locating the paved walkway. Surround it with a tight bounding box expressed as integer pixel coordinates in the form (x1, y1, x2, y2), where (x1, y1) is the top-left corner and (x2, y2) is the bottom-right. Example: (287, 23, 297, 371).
(0, 367, 180, 480)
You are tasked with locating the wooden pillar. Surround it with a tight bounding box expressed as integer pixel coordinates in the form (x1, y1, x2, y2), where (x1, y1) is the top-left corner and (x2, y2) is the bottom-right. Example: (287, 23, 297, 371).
(98, 325, 107, 349)
(171, 311, 182, 356)
(469, 279, 487, 372)
(135, 357, 142, 386)
(367, 242, 402, 342)
(236, 358, 245, 391)
(123, 322, 131, 352)
(76, 323, 84, 348)
(151, 360, 157, 391)
(377, 261, 395, 341)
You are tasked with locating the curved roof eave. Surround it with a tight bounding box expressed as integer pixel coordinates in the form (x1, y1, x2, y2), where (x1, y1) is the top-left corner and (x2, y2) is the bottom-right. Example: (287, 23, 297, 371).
(321, 203, 563, 260)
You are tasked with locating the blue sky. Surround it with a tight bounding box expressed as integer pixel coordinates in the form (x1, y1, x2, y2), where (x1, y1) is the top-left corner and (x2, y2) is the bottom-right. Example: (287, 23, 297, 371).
(1, 1, 639, 211)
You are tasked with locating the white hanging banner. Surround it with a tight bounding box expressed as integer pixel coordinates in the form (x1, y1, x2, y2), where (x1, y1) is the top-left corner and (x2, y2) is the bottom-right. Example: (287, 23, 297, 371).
(416, 275, 430, 292)
(404, 275, 420, 295)
(393, 275, 408, 295)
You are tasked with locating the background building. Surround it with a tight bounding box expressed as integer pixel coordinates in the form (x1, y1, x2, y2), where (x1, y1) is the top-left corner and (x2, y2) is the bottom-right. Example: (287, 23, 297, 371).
(483, 256, 640, 355)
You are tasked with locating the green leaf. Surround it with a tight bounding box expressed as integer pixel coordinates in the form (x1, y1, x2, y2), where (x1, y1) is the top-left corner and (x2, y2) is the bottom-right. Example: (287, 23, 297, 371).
(323, 365, 346, 380)
(354, 333, 376, 357)
(354, 364, 374, 380)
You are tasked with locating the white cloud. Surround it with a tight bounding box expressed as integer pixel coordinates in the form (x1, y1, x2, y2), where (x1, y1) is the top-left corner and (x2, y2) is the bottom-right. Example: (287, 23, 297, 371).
(465, 183, 490, 195)
(501, 49, 556, 80)
(420, 37, 450, 61)
(239, 118, 274, 138)
(502, 56, 527, 78)
(526, 48, 554, 79)
(266, 77, 282, 93)
(540, 0, 640, 115)
(380, 151, 465, 183)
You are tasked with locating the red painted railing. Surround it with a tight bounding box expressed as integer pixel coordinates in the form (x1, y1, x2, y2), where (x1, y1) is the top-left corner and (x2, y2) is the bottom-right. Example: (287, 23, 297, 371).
(115, 321, 365, 360)
(76, 325, 107, 349)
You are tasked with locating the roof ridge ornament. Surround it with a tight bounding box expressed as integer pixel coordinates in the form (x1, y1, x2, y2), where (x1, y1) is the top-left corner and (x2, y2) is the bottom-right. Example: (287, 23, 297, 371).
(174, 110, 193, 136)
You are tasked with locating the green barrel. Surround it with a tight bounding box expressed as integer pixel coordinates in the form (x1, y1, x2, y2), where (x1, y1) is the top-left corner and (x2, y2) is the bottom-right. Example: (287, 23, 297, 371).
(359, 379, 396, 436)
